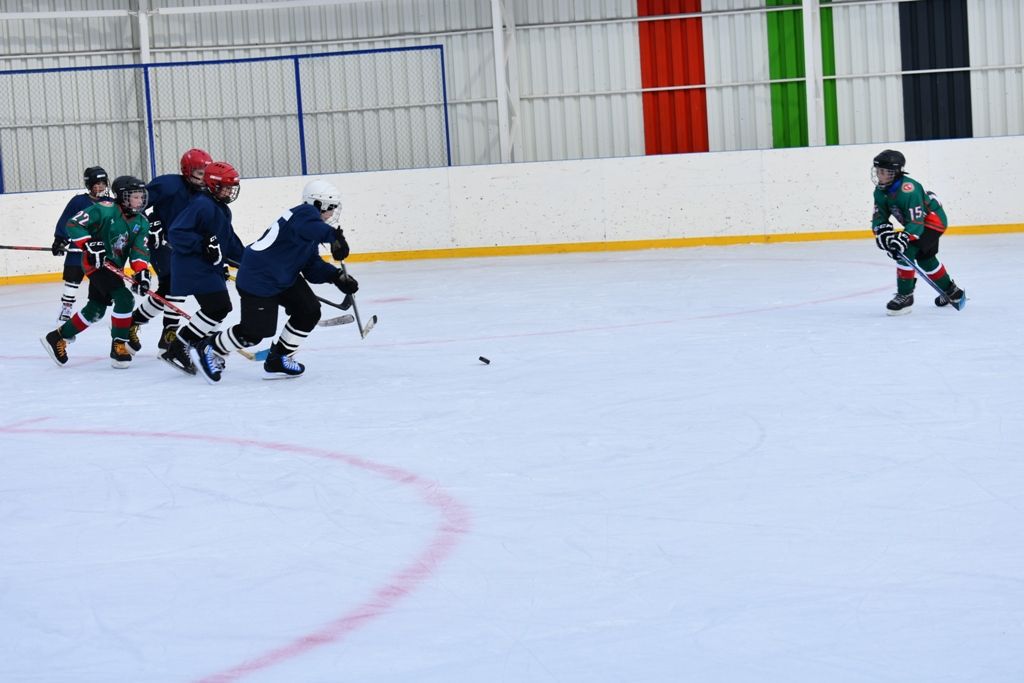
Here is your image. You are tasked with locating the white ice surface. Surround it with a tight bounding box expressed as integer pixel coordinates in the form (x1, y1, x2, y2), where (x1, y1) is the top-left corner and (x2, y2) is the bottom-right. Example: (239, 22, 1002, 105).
(2, 235, 1023, 682)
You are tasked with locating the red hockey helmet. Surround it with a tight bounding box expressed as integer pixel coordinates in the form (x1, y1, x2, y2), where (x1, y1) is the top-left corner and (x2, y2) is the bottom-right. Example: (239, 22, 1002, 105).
(180, 148, 213, 187)
(203, 161, 241, 204)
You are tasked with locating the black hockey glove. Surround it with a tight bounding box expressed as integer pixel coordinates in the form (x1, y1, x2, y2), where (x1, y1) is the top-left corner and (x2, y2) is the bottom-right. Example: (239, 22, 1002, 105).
(331, 228, 350, 261)
(51, 237, 68, 256)
(132, 268, 152, 295)
(145, 217, 164, 251)
(203, 235, 223, 265)
(83, 239, 106, 270)
(333, 269, 359, 295)
(880, 231, 909, 260)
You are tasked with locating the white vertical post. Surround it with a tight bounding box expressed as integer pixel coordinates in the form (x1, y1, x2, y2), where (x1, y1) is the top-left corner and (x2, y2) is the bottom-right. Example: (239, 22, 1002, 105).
(490, 0, 519, 162)
(803, 0, 825, 146)
(137, 0, 152, 65)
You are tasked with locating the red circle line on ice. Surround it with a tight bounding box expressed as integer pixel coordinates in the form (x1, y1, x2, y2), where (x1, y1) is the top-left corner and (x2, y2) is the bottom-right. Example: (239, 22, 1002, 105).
(0, 420, 472, 683)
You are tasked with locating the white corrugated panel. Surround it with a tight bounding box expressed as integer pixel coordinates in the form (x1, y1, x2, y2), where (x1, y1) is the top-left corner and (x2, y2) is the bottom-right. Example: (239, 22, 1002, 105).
(701, 1, 773, 151)
(829, 2, 904, 144)
(968, 0, 1024, 137)
(149, 0, 497, 167)
(513, 0, 643, 161)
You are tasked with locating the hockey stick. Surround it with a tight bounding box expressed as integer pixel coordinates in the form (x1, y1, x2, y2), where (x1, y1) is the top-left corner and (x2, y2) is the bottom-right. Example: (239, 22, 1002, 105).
(339, 264, 376, 339)
(894, 253, 967, 311)
(0, 244, 65, 253)
(102, 261, 259, 360)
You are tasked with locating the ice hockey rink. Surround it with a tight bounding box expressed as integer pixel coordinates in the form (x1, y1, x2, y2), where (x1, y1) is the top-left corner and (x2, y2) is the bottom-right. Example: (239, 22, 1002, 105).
(1, 234, 1022, 683)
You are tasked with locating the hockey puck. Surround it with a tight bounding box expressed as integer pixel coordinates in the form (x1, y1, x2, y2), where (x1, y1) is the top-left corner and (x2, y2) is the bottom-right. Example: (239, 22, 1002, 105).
(479, 356, 491, 365)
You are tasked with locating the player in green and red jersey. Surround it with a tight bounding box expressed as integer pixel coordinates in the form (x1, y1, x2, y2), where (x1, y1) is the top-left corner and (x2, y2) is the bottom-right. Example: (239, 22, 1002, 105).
(40, 176, 152, 369)
(870, 149, 966, 315)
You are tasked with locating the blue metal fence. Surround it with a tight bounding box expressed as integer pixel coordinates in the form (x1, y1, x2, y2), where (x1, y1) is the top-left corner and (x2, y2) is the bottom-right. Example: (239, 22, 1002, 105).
(0, 45, 451, 194)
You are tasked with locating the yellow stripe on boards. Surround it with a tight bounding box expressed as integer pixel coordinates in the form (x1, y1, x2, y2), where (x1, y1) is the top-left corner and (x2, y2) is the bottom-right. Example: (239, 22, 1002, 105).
(3, 222, 1022, 285)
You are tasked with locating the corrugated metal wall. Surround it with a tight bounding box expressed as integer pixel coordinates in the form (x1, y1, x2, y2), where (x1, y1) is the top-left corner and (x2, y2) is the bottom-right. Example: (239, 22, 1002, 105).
(829, 1, 905, 144)
(702, 0, 773, 151)
(968, 0, 1024, 137)
(2, 0, 1023, 193)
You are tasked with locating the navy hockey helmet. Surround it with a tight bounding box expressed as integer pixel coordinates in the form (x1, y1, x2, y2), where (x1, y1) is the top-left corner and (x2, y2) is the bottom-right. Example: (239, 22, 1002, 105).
(111, 175, 148, 217)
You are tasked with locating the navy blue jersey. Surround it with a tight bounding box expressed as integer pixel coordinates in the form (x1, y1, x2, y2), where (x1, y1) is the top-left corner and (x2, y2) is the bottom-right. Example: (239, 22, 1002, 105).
(146, 173, 195, 227)
(167, 193, 244, 297)
(236, 203, 339, 297)
(55, 193, 111, 267)
(146, 173, 199, 279)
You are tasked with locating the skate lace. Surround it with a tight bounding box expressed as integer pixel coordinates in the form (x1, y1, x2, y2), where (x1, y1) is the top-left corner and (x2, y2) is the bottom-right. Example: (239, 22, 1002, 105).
(892, 293, 913, 304)
(128, 324, 140, 345)
(55, 338, 67, 356)
(162, 328, 177, 345)
(112, 340, 128, 356)
(280, 354, 301, 371)
(203, 344, 226, 371)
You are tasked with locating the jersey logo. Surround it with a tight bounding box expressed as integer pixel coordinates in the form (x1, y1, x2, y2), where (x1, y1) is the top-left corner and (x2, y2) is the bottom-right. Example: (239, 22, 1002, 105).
(901, 182, 914, 193)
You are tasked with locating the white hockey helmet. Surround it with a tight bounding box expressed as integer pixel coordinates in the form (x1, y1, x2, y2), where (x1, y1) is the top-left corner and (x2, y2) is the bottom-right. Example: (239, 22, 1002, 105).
(303, 179, 342, 226)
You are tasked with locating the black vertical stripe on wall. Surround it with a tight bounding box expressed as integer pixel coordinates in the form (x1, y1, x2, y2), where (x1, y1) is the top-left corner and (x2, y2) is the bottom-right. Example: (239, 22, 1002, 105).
(899, 0, 973, 141)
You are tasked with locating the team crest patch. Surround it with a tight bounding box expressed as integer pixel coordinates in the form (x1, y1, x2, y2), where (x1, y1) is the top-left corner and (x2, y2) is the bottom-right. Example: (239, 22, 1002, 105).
(901, 182, 914, 193)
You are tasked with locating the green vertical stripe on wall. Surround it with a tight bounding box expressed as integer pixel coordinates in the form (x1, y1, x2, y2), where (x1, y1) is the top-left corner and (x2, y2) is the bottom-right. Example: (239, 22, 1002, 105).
(766, 0, 807, 148)
(820, 1, 839, 145)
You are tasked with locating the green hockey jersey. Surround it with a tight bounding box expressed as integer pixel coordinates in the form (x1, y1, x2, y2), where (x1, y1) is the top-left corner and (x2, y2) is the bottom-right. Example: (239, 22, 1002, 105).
(67, 201, 151, 272)
(872, 176, 947, 238)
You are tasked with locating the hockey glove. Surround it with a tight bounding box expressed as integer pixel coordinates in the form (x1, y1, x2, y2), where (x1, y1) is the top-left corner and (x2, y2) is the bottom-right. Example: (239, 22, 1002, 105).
(331, 228, 350, 261)
(203, 235, 223, 266)
(83, 239, 106, 270)
(881, 230, 909, 260)
(145, 217, 164, 251)
(131, 268, 152, 295)
(333, 269, 359, 295)
(51, 237, 68, 256)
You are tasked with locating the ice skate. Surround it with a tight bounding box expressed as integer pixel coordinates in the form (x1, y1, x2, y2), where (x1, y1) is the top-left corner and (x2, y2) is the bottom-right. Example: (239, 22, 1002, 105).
(40, 329, 68, 366)
(886, 293, 913, 316)
(161, 337, 197, 375)
(110, 339, 132, 369)
(126, 323, 142, 355)
(263, 348, 304, 379)
(190, 338, 226, 384)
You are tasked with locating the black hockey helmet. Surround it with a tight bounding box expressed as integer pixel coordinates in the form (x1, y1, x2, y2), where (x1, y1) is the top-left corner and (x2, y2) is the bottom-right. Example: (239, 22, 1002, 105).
(873, 149, 906, 173)
(111, 175, 148, 217)
(872, 149, 906, 187)
(83, 166, 109, 194)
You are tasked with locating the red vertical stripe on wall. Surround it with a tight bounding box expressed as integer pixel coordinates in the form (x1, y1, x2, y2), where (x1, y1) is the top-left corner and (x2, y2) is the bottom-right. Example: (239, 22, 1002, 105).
(638, 0, 708, 154)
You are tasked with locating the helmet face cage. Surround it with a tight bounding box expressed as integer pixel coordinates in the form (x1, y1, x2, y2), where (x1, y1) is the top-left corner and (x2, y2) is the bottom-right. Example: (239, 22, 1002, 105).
(83, 166, 110, 197)
(111, 176, 148, 216)
(303, 180, 342, 226)
(203, 161, 241, 204)
(180, 148, 213, 187)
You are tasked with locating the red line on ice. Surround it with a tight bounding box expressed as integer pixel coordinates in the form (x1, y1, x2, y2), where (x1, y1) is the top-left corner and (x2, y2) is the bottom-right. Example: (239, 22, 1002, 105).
(0, 425, 471, 682)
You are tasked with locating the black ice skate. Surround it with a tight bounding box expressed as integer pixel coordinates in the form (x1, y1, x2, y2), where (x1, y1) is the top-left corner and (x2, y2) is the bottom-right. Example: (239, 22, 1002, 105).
(158, 325, 177, 351)
(934, 282, 967, 310)
(190, 338, 226, 385)
(110, 339, 132, 369)
(40, 329, 69, 366)
(263, 346, 304, 379)
(886, 293, 914, 316)
(161, 337, 197, 375)
(126, 323, 142, 355)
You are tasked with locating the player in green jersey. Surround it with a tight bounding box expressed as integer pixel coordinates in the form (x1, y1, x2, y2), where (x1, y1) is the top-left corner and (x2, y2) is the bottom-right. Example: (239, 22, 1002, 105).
(871, 149, 966, 315)
(40, 176, 152, 368)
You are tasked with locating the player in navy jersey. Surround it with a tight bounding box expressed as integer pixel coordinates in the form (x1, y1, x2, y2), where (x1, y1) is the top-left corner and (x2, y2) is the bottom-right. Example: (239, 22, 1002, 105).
(189, 179, 357, 383)
(51, 166, 111, 323)
(160, 161, 245, 375)
(127, 147, 212, 353)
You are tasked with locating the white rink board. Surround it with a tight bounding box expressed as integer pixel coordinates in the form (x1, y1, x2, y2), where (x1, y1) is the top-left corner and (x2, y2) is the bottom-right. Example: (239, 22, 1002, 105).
(1, 135, 1021, 278)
